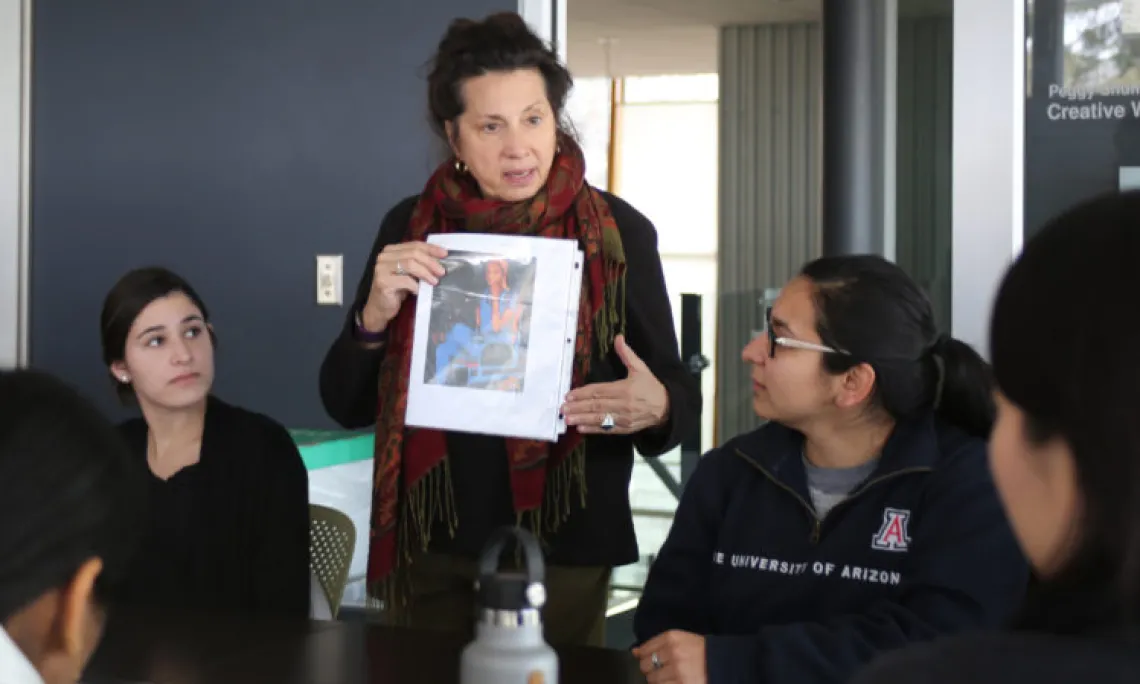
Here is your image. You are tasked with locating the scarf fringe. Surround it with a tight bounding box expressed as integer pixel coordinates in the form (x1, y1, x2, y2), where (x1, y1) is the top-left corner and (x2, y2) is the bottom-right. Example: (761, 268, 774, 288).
(595, 265, 627, 358)
(376, 456, 457, 620)
(376, 447, 587, 623)
(517, 443, 588, 535)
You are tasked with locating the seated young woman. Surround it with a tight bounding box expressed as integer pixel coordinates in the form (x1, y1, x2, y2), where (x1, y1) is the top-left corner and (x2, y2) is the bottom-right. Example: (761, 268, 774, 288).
(0, 369, 145, 684)
(853, 191, 1140, 683)
(100, 267, 310, 619)
(631, 255, 1028, 684)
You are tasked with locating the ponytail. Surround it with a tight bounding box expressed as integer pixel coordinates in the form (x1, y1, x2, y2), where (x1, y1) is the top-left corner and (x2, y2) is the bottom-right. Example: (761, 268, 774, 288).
(931, 335, 995, 438)
(800, 254, 996, 436)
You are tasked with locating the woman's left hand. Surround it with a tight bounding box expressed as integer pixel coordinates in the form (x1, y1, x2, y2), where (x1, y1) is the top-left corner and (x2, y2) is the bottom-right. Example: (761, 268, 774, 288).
(632, 631, 707, 684)
(561, 334, 669, 435)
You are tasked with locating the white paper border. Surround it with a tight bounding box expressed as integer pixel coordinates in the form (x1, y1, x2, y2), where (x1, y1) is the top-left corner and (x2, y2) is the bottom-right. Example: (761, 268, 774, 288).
(405, 233, 581, 441)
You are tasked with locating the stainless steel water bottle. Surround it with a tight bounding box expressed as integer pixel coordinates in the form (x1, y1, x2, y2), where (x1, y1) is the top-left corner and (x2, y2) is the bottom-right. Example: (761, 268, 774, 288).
(459, 526, 559, 684)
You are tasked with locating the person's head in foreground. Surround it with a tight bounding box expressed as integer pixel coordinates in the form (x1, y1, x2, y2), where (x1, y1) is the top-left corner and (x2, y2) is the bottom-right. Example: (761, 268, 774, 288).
(742, 254, 993, 440)
(988, 190, 1140, 632)
(848, 191, 1140, 684)
(0, 369, 143, 684)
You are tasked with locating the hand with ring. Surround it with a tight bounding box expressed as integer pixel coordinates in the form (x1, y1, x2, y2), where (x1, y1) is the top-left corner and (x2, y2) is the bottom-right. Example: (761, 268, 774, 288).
(632, 630, 707, 684)
(359, 241, 448, 334)
(560, 335, 669, 435)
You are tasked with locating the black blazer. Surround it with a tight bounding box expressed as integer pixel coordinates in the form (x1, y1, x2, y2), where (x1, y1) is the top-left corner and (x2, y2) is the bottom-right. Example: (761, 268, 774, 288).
(318, 190, 702, 567)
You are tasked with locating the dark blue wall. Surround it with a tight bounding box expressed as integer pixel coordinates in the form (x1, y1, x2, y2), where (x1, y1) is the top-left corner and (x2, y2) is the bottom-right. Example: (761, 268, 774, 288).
(30, 0, 511, 426)
(1024, 97, 1133, 238)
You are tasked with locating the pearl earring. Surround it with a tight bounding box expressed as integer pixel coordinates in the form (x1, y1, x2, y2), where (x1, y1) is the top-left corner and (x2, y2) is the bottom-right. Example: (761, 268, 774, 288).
(119, 375, 129, 383)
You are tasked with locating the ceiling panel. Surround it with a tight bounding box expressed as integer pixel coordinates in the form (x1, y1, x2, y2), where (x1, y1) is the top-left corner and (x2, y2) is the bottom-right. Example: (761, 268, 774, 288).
(566, 0, 952, 77)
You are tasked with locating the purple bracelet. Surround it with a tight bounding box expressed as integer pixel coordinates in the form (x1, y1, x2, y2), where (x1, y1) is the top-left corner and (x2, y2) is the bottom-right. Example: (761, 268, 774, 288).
(353, 310, 387, 344)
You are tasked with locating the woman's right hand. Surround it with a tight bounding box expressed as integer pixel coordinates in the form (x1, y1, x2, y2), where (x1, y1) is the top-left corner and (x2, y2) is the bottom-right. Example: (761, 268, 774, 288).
(360, 241, 448, 332)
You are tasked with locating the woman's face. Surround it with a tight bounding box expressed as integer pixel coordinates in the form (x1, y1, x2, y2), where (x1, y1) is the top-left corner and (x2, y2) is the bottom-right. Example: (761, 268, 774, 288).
(988, 391, 1080, 575)
(485, 260, 506, 287)
(110, 292, 215, 411)
(740, 276, 856, 428)
(447, 68, 558, 202)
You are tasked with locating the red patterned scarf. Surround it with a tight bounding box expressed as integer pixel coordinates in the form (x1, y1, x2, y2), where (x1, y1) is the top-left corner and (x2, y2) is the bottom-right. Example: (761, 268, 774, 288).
(367, 136, 626, 606)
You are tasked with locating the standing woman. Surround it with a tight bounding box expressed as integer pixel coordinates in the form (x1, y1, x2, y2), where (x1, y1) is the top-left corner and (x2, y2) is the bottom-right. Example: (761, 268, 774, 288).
(854, 192, 1140, 682)
(102, 267, 311, 619)
(319, 12, 700, 645)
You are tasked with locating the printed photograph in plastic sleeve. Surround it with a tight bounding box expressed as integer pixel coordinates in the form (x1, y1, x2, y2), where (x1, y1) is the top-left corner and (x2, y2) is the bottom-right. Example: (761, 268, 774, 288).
(406, 233, 583, 442)
(424, 250, 536, 392)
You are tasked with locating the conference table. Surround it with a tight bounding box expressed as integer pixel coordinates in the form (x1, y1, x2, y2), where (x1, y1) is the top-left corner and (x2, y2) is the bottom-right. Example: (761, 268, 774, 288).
(84, 608, 643, 684)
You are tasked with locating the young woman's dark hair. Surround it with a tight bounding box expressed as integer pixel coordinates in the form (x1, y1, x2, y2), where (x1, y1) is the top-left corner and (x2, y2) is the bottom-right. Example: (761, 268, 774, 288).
(0, 368, 145, 623)
(800, 254, 994, 438)
(991, 190, 1140, 632)
(426, 11, 574, 142)
(100, 267, 215, 403)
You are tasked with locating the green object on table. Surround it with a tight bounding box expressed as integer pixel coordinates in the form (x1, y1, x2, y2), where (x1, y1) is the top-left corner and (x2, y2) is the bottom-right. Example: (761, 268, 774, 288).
(290, 428, 374, 471)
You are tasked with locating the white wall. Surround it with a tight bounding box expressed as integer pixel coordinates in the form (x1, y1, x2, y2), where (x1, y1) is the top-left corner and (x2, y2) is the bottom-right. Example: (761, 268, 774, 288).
(951, 0, 1024, 355)
(567, 25, 718, 77)
(518, 0, 567, 63)
(0, 0, 27, 368)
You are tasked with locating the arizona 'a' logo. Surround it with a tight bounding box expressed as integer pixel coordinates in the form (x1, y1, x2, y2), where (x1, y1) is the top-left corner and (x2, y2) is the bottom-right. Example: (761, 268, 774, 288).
(871, 507, 912, 552)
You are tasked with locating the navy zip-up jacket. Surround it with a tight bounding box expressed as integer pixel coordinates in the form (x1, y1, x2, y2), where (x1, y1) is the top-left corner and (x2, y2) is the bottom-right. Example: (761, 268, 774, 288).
(633, 414, 1028, 684)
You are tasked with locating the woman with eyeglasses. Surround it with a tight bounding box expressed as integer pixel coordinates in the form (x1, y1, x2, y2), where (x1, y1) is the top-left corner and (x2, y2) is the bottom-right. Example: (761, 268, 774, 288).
(630, 255, 1028, 684)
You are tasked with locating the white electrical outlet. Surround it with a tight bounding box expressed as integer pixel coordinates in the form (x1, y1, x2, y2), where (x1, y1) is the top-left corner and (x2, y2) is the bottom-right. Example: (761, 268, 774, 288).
(316, 255, 343, 306)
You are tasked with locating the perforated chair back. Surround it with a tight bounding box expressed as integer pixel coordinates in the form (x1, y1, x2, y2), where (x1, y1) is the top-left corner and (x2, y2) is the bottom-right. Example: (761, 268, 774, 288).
(309, 503, 356, 618)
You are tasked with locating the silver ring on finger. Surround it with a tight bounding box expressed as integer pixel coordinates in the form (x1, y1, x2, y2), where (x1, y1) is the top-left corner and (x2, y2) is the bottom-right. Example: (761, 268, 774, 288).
(601, 413, 616, 431)
(395, 260, 406, 276)
(651, 652, 662, 670)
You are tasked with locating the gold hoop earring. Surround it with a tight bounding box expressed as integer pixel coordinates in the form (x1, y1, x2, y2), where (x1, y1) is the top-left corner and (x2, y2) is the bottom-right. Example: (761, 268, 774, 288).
(454, 159, 468, 174)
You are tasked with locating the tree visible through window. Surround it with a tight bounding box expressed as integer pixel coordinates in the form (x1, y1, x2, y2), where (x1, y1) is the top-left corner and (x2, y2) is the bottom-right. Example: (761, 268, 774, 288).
(1027, 0, 1140, 93)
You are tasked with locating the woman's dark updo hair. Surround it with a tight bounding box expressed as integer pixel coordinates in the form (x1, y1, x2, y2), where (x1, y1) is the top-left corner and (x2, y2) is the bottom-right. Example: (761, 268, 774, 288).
(800, 255, 994, 438)
(426, 12, 573, 142)
(992, 190, 1140, 632)
(100, 267, 215, 404)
